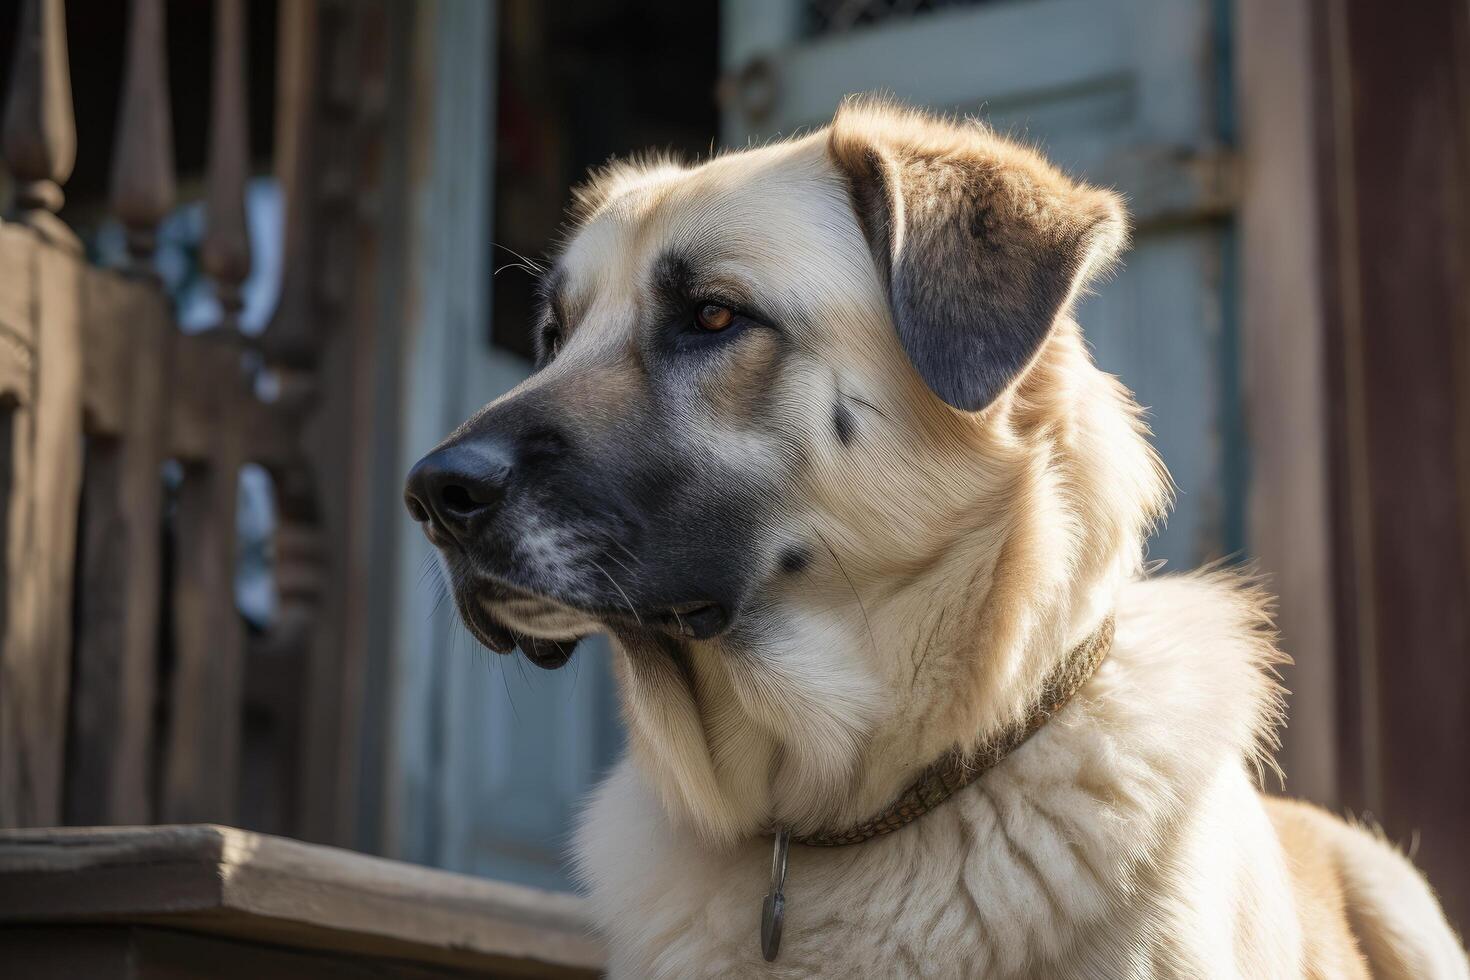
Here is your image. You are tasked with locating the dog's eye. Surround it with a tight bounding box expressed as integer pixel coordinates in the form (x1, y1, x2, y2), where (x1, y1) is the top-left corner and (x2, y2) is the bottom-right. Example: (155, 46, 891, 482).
(695, 304, 734, 332)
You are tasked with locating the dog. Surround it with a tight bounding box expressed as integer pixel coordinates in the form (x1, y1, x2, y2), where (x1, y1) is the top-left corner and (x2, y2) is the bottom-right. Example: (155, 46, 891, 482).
(404, 99, 1469, 978)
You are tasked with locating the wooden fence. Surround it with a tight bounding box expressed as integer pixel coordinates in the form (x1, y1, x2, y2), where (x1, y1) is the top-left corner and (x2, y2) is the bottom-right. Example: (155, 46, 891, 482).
(0, 0, 352, 841)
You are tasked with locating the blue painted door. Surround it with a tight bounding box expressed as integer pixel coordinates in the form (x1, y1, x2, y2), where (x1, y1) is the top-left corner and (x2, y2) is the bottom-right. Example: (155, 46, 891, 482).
(388, 0, 623, 894)
(722, 0, 1242, 568)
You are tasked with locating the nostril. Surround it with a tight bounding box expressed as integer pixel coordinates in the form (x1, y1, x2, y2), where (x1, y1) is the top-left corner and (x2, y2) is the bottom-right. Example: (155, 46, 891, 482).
(405, 439, 515, 531)
(440, 483, 480, 515)
(404, 491, 431, 523)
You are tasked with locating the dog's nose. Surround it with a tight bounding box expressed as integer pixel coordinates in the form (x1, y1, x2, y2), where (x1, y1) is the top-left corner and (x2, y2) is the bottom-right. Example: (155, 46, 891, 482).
(404, 440, 513, 535)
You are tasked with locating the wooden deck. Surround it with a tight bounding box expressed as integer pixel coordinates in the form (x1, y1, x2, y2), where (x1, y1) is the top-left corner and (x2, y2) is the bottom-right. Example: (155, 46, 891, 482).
(0, 825, 605, 978)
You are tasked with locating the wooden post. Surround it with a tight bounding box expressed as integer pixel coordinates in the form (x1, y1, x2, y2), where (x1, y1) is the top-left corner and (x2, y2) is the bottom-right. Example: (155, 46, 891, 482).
(1, 0, 76, 246)
(1234, 0, 1339, 805)
(1312, 0, 1470, 927)
(64, 0, 177, 828)
(0, 0, 85, 828)
(161, 0, 253, 824)
(266, 0, 321, 367)
(162, 408, 244, 824)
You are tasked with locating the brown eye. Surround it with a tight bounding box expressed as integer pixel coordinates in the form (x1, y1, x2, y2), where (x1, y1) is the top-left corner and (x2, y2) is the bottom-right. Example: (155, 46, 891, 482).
(696, 303, 734, 332)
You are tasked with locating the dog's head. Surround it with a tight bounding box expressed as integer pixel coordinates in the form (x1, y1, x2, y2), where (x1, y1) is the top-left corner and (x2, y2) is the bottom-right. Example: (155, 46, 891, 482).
(406, 100, 1166, 838)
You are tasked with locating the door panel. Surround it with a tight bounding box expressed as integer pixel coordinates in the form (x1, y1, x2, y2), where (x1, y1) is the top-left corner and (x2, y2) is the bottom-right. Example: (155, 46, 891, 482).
(723, 0, 1240, 567)
(389, 0, 624, 894)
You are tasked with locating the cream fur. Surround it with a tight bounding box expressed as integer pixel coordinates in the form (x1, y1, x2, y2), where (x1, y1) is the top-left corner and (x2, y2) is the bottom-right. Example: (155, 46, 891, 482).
(538, 102, 1470, 977)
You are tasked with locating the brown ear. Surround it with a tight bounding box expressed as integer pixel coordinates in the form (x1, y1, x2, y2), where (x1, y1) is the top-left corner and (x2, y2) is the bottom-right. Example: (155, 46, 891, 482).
(828, 101, 1127, 412)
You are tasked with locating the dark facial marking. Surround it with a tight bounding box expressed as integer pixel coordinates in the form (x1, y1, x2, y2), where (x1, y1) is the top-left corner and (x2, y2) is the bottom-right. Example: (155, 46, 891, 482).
(833, 399, 856, 446)
(780, 546, 812, 576)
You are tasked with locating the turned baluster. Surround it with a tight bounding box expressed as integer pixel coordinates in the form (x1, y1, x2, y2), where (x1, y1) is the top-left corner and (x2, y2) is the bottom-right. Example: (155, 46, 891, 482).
(202, 0, 253, 328)
(2, 0, 77, 246)
(109, 0, 175, 266)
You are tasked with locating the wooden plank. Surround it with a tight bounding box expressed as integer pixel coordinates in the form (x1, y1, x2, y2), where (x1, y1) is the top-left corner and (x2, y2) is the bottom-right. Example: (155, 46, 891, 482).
(0, 926, 135, 979)
(1, 925, 486, 980)
(0, 825, 605, 978)
(161, 337, 245, 824)
(1315, 0, 1470, 929)
(66, 281, 169, 825)
(1234, 0, 1339, 804)
(0, 236, 84, 827)
(126, 927, 482, 979)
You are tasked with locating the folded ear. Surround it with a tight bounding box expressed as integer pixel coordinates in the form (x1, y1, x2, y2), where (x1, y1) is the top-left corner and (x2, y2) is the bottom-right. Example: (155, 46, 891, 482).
(828, 101, 1127, 412)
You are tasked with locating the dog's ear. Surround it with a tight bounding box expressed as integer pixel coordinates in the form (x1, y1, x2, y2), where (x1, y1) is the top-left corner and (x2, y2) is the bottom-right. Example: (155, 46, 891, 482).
(828, 101, 1127, 412)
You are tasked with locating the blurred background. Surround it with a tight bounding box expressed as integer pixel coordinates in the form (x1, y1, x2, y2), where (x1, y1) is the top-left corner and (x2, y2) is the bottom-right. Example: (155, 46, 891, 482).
(0, 0, 1465, 931)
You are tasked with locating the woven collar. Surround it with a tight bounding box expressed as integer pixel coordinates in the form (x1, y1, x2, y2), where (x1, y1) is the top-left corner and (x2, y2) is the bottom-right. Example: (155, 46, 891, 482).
(760, 616, 1116, 960)
(790, 614, 1115, 847)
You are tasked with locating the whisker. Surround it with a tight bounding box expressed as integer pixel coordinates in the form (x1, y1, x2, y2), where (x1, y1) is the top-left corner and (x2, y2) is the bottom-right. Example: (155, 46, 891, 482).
(497, 648, 520, 721)
(590, 559, 642, 627)
(607, 538, 641, 567)
(492, 242, 547, 275)
(431, 587, 452, 617)
(495, 260, 541, 278)
(601, 547, 637, 578)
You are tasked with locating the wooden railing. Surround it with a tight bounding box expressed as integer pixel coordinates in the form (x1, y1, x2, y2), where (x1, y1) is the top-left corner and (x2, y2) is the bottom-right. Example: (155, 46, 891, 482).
(0, 0, 338, 838)
(0, 6, 608, 972)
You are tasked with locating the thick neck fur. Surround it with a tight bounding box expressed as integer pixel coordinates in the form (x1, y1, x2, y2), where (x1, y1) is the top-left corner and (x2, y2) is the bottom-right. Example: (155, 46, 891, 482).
(608, 323, 1172, 845)
(578, 572, 1288, 978)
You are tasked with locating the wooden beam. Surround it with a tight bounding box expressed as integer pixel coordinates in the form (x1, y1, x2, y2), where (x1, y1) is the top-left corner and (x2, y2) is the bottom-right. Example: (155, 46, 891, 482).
(0, 825, 604, 977)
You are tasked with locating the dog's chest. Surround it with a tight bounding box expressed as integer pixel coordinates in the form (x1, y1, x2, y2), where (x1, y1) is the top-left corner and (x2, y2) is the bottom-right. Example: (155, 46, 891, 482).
(575, 759, 1160, 979)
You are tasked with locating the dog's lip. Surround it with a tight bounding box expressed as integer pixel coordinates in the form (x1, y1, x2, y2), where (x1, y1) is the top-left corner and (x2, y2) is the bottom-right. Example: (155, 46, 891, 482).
(455, 591, 583, 669)
(453, 589, 521, 654)
(461, 573, 734, 645)
(644, 601, 730, 640)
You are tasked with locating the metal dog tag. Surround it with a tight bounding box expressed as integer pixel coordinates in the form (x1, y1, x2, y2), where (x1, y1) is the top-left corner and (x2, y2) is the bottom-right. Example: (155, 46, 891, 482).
(761, 827, 790, 961)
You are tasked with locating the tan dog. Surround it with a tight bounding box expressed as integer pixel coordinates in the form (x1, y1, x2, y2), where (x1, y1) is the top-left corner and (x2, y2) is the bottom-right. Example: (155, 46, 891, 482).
(404, 99, 1469, 977)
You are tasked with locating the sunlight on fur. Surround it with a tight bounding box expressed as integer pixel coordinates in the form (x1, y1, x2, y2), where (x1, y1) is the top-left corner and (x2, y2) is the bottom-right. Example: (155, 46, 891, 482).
(441, 98, 1470, 978)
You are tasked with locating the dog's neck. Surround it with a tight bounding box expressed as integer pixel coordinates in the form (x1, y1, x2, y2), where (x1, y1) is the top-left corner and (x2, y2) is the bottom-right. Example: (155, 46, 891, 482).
(610, 489, 1129, 845)
(790, 612, 1116, 847)
(775, 523, 1125, 840)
